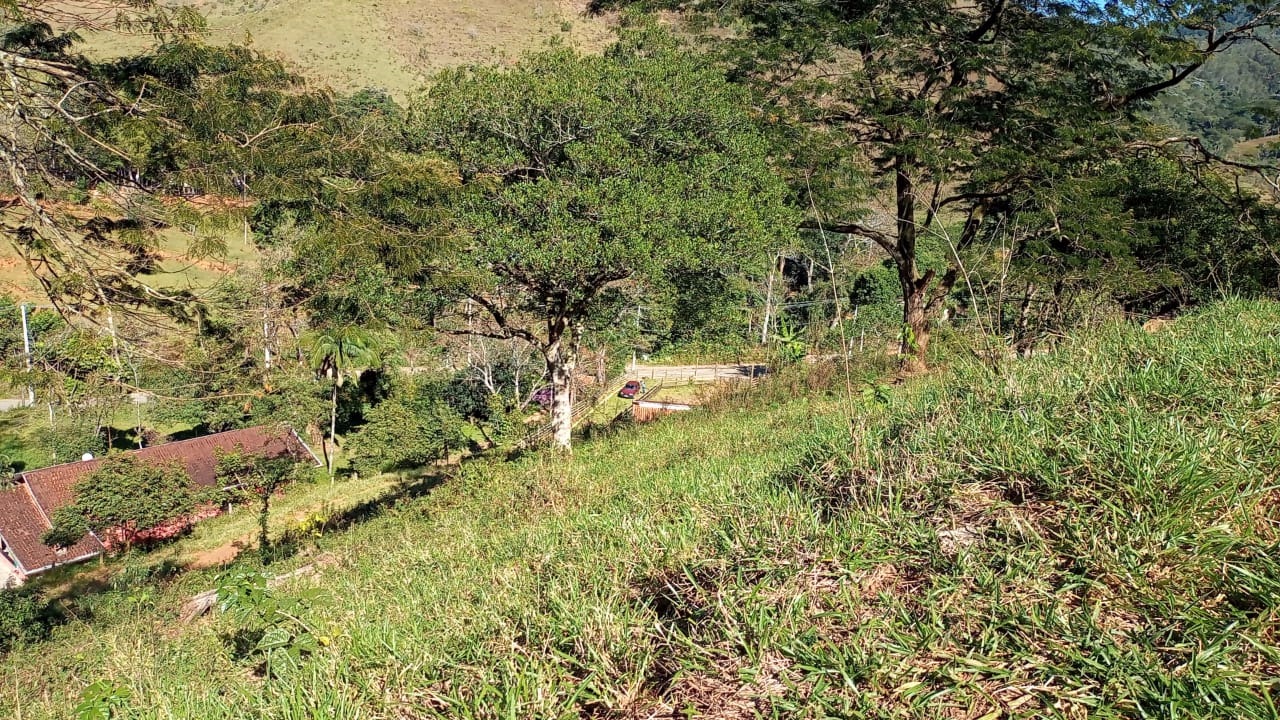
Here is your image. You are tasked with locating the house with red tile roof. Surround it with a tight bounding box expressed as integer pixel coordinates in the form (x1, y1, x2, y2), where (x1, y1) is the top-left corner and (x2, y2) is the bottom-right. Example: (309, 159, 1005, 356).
(0, 425, 319, 586)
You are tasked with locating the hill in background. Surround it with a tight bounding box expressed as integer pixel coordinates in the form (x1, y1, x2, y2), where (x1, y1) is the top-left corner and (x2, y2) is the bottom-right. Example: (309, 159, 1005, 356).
(0, 1, 617, 300)
(1151, 26, 1280, 157)
(89, 0, 617, 96)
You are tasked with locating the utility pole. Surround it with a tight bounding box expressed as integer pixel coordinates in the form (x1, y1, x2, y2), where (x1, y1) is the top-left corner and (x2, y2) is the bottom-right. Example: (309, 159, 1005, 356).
(19, 303, 34, 406)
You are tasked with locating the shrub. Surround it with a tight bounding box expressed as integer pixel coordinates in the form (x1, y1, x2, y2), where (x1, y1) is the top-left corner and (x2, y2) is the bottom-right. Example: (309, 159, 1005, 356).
(0, 454, 15, 485)
(348, 379, 468, 475)
(36, 423, 106, 465)
(0, 586, 59, 653)
(216, 570, 325, 681)
(44, 455, 202, 551)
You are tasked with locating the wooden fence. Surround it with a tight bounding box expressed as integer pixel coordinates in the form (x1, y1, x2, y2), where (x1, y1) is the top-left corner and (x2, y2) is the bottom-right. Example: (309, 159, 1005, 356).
(522, 373, 630, 447)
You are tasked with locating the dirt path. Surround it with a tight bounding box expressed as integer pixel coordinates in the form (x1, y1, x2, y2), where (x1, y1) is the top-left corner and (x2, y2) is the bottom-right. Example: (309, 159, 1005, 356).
(187, 541, 245, 570)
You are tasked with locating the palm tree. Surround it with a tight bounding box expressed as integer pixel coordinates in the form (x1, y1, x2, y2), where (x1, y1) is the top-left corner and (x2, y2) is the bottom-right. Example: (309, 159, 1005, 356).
(302, 326, 384, 476)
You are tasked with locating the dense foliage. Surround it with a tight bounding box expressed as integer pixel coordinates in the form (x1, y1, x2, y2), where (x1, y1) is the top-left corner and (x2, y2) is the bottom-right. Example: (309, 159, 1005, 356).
(2, 1, 1276, 456)
(0, 585, 59, 654)
(406, 26, 797, 447)
(45, 455, 202, 550)
(593, 0, 1280, 367)
(347, 379, 468, 475)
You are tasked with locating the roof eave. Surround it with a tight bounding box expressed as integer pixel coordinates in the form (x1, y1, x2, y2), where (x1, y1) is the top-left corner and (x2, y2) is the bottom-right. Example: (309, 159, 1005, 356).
(21, 548, 102, 576)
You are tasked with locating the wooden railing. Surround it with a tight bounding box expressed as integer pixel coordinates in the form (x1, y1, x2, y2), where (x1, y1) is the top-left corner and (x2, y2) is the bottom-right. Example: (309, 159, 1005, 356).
(523, 373, 630, 447)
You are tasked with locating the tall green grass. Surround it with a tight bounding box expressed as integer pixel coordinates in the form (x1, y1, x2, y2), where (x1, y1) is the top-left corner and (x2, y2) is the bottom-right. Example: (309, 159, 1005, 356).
(2, 300, 1277, 719)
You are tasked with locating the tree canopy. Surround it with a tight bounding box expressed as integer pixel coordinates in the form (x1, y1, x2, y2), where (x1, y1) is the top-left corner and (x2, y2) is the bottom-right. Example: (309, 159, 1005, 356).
(407, 26, 797, 448)
(45, 454, 201, 550)
(592, 0, 1280, 367)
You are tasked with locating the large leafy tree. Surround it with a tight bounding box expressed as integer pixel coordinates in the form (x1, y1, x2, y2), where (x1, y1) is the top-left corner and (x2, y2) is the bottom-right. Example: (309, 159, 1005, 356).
(596, 0, 1280, 368)
(410, 27, 797, 450)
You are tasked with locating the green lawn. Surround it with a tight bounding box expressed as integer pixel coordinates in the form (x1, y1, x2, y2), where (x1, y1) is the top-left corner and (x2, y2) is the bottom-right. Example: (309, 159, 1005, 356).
(0, 406, 45, 472)
(645, 381, 708, 404)
(3, 300, 1279, 719)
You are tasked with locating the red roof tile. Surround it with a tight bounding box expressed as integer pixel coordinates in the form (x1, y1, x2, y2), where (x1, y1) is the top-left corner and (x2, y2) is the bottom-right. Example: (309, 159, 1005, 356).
(0, 485, 103, 574)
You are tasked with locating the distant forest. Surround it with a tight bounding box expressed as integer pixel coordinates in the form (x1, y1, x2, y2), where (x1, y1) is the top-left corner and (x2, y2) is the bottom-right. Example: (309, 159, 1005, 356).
(1153, 26, 1280, 154)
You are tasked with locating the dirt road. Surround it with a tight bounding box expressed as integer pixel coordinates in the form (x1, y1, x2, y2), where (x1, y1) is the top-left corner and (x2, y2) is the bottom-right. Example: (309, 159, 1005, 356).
(627, 363, 767, 383)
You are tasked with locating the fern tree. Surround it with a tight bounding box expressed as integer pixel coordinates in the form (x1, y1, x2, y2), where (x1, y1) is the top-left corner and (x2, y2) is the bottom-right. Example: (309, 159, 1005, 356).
(302, 326, 385, 475)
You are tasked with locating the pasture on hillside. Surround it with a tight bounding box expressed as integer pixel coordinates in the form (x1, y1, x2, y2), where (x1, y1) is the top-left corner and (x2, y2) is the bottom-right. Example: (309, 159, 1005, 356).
(79, 0, 616, 96)
(2, 300, 1277, 719)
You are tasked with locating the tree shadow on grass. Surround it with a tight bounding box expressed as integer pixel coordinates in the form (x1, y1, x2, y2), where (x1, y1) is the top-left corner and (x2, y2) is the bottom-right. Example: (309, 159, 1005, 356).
(263, 470, 451, 564)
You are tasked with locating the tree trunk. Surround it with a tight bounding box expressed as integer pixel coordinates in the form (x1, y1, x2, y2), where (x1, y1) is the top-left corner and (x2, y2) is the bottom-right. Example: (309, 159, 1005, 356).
(545, 321, 578, 452)
(258, 490, 271, 561)
(901, 281, 931, 372)
(327, 383, 338, 476)
(892, 157, 928, 371)
(1014, 283, 1035, 355)
(760, 253, 779, 345)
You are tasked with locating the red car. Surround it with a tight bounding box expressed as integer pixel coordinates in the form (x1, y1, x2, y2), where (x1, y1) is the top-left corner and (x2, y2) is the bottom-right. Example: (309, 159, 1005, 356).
(619, 380, 643, 399)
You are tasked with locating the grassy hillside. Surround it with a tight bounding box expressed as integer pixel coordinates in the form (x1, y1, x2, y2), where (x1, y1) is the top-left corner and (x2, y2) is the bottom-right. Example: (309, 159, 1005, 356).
(86, 0, 616, 97)
(0, 226, 259, 303)
(2, 300, 1279, 718)
(1233, 134, 1280, 160)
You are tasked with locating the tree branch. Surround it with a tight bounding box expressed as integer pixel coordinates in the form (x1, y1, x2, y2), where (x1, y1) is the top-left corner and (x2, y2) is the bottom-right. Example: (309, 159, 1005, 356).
(800, 219, 902, 263)
(1115, 8, 1280, 108)
(463, 293, 542, 347)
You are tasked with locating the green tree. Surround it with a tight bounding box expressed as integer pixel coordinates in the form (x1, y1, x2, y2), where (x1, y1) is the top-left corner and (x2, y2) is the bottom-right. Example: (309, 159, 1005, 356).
(44, 455, 199, 551)
(302, 326, 385, 475)
(596, 0, 1280, 368)
(0, 585, 59, 653)
(967, 154, 1280, 345)
(215, 445, 300, 560)
(0, 2, 389, 430)
(348, 379, 467, 475)
(411, 27, 797, 449)
(0, 3, 330, 334)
